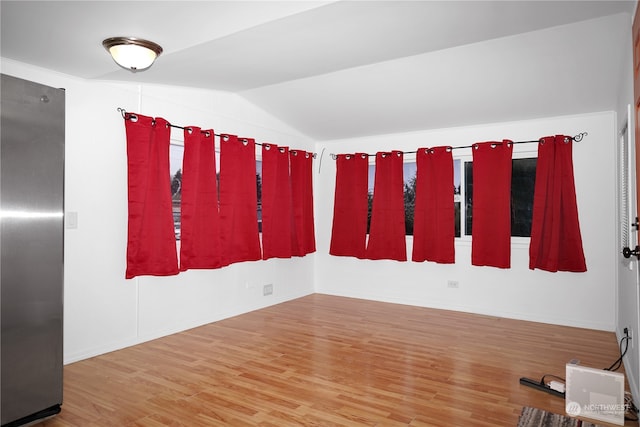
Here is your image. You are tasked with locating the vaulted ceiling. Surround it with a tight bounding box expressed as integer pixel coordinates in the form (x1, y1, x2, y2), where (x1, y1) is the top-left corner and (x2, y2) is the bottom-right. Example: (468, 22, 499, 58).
(1, 1, 635, 140)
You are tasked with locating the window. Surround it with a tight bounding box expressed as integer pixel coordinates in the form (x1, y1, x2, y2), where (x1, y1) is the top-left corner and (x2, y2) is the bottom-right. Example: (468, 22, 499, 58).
(463, 157, 537, 237)
(171, 146, 536, 242)
(170, 144, 183, 240)
(363, 152, 536, 239)
(169, 143, 263, 240)
(367, 159, 461, 236)
(402, 162, 416, 235)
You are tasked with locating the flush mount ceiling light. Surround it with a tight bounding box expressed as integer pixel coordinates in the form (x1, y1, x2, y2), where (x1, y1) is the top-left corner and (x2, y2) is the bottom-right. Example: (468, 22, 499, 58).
(102, 37, 163, 72)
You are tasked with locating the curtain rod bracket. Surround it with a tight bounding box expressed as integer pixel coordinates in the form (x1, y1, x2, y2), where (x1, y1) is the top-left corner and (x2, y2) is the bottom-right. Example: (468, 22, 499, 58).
(573, 132, 588, 142)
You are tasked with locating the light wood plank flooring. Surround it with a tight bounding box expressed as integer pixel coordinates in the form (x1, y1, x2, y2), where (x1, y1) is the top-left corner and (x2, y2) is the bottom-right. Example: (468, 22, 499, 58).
(35, 294, 637, 426)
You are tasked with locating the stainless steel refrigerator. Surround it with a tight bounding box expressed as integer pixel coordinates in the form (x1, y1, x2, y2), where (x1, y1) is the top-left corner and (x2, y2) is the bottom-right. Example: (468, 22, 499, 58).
(1, 74, 64, 426)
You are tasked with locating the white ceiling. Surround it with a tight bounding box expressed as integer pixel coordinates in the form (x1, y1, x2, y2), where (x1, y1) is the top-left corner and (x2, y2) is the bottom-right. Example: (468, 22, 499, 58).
(0, 1, 635, 140)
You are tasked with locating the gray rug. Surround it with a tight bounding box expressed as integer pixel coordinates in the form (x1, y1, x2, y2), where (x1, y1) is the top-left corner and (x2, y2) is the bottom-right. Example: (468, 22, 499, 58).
(517, 407, 603, 427)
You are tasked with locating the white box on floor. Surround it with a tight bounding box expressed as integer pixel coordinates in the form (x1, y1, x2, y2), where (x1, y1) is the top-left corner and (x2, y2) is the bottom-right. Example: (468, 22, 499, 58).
(565, 363, 625, 426)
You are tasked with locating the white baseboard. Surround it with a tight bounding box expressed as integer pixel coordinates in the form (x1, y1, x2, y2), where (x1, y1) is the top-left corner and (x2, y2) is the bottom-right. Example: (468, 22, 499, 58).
(64, 290, 313, 365)
(316, 290, 615, 331)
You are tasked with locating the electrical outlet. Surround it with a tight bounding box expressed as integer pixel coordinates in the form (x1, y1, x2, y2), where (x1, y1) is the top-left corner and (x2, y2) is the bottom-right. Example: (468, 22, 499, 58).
(447, 280, 459, 289)
(263, 284, 273, 296)
(623, 327, 633, 349)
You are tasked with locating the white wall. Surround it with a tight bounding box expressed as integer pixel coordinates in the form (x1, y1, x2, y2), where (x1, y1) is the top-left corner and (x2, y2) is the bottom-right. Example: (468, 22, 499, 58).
(0, 57, 628, 376)
(614, 9, 640, 405)
(1, 59, 316, 364)
(315, 112, 618, 332)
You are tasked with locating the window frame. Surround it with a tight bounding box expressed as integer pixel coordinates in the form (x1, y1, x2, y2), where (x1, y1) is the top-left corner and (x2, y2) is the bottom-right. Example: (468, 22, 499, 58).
(457, 146, 538, 246)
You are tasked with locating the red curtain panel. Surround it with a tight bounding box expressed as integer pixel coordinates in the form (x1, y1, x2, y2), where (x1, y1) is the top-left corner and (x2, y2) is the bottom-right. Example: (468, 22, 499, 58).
(471, 140, 513, 268)
(365, 151, 407, 261)
(261, 144, 293, 259)
(329, 153, 369, 258)
(290, 150, 316, 256)
(124, 113, 179, 279)
(219, 135, 262, 265)
(529, 135, 586, 272)
(412, 146, 455, 264)
(179, 126, 222, 271)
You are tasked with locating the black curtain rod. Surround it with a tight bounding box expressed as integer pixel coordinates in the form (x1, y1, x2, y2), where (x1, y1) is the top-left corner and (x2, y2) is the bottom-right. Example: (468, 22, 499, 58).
(329, 132, 587, 160)
(118, 108, 317, 158)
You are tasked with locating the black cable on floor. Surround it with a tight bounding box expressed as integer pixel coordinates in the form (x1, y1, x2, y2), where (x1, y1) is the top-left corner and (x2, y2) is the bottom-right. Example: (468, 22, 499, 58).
(604, 334, 630, 372)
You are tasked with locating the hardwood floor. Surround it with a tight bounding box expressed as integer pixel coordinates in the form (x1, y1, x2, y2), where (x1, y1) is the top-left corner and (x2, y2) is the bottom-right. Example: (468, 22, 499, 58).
(36, 294, 637, 426)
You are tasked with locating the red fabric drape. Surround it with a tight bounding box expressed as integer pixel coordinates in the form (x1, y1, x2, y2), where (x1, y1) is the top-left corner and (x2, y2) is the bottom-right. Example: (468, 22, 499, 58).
(261, 144, 293, 259)
(471, 140, 513, 268)
(124, 114, 179, 279)
(529, 135, 586, 272)
(365, 151, 407, 261)
(179, 127, 222, 271)
(290, 150, 316, 256)
(219, 135, 262, 265)
(329, 153, 369, 258)
(412, 146, 455, 264)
